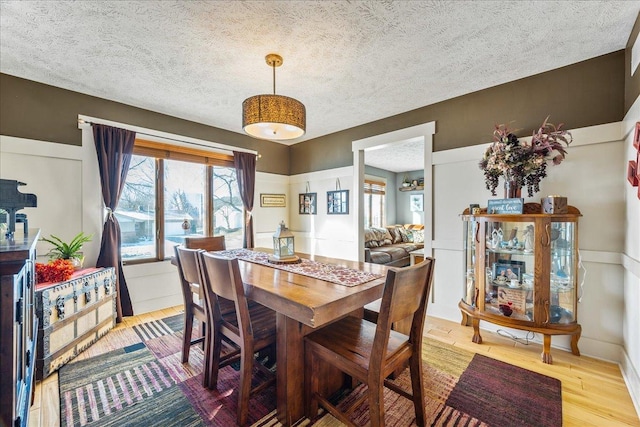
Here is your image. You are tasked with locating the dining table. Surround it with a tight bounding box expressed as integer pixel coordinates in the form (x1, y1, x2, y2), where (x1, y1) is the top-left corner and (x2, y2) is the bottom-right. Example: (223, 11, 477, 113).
(228, 248, 391, 426)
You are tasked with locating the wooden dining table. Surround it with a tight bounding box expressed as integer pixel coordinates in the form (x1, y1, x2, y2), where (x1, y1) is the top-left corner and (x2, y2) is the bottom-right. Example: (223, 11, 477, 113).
(234, 249, 391, 426)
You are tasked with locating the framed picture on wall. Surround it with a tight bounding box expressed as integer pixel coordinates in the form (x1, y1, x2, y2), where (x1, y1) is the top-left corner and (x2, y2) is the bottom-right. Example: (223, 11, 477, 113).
(299, 193, 317, 215)
(410, 194, 423, 212)
(634, 121, 640, 150)
(260, 193, 286, 207)
(327, 190, 349, 214)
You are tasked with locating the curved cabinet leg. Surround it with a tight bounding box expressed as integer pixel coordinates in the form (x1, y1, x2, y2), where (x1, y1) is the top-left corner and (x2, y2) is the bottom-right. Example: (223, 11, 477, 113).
(571, 325, 581, 356)
(541, 334, 553, 364)
(471, 318, 483, 344)
(460, 311, 471, 326)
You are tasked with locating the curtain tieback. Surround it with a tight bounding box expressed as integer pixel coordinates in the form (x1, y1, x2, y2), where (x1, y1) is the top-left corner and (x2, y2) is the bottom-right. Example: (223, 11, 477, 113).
(106, 208, 115, 221)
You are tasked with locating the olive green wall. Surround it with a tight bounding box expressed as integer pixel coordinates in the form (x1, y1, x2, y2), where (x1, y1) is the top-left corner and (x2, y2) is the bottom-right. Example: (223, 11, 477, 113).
(625, 13, 640, 112)
(0, 49, 628, 177)
(290, 51, 625, 175)
(0, 74, 289, 175)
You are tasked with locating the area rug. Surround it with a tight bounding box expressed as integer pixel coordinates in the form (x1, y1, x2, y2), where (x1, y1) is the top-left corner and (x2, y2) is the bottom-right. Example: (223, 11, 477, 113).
(58, 314, 562, 426)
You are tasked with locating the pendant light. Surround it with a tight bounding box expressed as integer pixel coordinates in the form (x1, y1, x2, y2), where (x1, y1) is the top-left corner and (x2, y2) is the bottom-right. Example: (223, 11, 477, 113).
(242, 54, 306, 140)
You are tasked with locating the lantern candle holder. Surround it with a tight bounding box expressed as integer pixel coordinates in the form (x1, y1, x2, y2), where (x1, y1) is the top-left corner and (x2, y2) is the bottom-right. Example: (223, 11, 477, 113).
(269, 221, 301, 264)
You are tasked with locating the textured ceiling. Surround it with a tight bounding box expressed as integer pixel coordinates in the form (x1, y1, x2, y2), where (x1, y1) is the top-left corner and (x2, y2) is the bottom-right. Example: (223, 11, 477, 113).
(1, 1, 638, 172)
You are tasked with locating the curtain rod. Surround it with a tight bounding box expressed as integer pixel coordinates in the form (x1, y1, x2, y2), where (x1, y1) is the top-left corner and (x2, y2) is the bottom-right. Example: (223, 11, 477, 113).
(78, 118, 261, 159)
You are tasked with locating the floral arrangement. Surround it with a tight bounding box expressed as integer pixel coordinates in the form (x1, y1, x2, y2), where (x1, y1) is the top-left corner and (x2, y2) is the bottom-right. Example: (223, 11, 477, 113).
(479, 117, 573, 197)
(35, 259, 75, 283)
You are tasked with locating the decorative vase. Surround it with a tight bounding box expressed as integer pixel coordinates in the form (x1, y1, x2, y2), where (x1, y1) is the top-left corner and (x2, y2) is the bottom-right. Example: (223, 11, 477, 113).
(504, 179, 522, 199)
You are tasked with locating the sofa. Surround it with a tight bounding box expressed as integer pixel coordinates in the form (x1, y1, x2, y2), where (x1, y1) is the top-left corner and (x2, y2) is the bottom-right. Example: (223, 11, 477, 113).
(364, 224, 424, 266)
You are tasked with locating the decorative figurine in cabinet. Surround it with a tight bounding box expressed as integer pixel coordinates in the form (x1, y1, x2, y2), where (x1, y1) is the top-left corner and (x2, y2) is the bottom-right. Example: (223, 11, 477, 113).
(459, 203, 581, 364)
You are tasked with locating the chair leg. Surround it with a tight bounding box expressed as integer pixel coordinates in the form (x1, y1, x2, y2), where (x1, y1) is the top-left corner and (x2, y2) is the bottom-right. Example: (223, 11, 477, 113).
(237, 345, 254, 426)
(368, 377, 385, 427)
(207, 324, 223, 389)
(200, 320, 206, 350)
(182, 310, 193, 363)
(202, 321, 211, 387)
(409, 353, 426, 427)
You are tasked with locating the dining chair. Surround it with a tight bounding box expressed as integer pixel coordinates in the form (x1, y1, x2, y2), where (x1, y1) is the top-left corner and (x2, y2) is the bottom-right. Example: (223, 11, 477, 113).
(304, 258, 435, 427)
(173, 245, 211, 385)
(184, 235, 226, 252)
(197, 251, 277, 427)
(184, 235, 236, 315)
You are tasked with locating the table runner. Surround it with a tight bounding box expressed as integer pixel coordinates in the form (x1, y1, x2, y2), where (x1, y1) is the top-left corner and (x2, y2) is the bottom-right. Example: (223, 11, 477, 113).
(214, 248, 383, 287)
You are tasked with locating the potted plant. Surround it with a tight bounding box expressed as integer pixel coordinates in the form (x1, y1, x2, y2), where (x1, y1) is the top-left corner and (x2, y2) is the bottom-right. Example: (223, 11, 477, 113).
(41, 232, 92, 269)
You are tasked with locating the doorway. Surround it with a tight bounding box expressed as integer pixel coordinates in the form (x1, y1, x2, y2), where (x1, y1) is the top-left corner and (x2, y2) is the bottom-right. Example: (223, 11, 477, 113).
(352, 122, 435, 262)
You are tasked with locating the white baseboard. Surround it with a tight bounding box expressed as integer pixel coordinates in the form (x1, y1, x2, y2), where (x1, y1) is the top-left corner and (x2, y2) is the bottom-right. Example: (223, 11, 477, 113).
(621, 348, 640, 419)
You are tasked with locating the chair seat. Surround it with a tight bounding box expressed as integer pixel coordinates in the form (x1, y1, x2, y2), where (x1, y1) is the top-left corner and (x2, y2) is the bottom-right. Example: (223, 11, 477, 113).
(305, 316, 410, 374)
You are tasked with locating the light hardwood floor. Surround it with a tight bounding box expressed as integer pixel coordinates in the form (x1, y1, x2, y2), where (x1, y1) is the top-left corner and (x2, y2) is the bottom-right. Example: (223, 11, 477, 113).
(28, 306, 640, 427)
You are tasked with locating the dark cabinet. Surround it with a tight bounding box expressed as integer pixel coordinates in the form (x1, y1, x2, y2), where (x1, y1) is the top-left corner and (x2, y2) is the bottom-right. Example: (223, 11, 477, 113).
(1, 230, 39, 427)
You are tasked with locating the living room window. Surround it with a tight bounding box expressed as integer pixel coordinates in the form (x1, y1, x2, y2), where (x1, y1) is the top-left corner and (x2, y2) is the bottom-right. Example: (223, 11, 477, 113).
(117, 140, 243, 263)
(364, 178, 386, 228)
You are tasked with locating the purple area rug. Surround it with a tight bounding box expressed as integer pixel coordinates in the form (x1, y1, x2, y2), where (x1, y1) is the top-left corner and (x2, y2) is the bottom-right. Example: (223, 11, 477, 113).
(441, 354, 562, 427)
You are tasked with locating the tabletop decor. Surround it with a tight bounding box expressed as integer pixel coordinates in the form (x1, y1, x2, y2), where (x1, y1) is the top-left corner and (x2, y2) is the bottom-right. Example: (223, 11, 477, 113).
(479, 117, 572, 198)
(217, 248, 382, 287)
(271, 221, 300, 263)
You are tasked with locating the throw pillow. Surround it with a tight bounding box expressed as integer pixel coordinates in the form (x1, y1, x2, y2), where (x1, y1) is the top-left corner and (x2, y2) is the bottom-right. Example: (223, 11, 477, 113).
(399, 227, 414, 243)
(386, 226, 402, 244)
(412, 229, 424, 243)
(364, 228, 378, 248)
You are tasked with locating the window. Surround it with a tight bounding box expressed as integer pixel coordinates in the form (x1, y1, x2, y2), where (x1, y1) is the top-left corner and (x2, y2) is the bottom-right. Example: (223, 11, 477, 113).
(117, 140, 243, 262)
(364, 178, 385, 228)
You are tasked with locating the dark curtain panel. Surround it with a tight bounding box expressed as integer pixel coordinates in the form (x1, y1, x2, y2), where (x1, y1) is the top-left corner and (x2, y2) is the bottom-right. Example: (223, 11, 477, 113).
(233, 151, 256, 248)
(93, 124, 136, 322)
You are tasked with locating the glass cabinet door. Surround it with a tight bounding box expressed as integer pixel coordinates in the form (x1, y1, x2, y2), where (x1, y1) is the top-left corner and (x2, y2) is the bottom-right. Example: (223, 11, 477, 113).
(483, 220, 535, 322)
(463, 219, 477, 306)
(548, 221, 576, 324)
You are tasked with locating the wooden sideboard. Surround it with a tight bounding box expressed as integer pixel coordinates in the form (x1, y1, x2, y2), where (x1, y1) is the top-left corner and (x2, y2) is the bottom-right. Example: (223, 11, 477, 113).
(0, 230, 39, 427)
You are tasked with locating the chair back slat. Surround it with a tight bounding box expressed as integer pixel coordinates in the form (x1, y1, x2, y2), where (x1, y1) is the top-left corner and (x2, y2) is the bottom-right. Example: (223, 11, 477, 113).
(185, 235, 226, 252)
(198, 252, 254, 338)
(372, 258, 435, 363)
(175, 246, 202, 286)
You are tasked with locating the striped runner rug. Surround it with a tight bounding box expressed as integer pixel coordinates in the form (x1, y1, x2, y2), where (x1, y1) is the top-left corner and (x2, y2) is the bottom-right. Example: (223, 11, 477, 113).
(58, 314, 562, 426)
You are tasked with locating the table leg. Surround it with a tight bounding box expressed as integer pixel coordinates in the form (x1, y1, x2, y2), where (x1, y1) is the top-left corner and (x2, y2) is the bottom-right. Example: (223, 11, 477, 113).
(276, 313, 305, 426)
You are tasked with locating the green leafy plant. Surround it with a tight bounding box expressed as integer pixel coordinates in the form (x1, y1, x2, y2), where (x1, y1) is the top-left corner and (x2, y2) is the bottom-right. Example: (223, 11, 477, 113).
(41, 232, 92, 260)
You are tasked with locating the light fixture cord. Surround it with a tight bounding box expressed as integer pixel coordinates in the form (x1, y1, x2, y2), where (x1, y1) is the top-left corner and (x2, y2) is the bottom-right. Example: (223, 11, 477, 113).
(272, 61, 276, 95)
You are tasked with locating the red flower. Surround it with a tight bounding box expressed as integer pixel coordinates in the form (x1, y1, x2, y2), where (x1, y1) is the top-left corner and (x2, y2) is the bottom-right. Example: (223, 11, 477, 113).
(36, 259, 74, 283)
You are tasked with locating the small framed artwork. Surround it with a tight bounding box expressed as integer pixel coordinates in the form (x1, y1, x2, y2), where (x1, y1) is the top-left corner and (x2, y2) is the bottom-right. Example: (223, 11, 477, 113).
(634, 122, 640, 150)
(492, 261, 523, 284)
(410, 194, 423, 212)
(628, 160, 638, 187)
(327, 190, 349, 214)
(260, 193, 286, 207)
(299, 192, 317, 215)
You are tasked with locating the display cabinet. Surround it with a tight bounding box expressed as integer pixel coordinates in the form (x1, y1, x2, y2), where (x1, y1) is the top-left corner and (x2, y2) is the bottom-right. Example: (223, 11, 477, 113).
(1, 229, 39, 427)
(459, 204, 581, 364)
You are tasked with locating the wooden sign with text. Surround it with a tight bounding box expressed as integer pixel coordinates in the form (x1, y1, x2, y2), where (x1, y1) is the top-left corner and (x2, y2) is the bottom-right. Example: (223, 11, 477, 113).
(487, 198, 524, 214)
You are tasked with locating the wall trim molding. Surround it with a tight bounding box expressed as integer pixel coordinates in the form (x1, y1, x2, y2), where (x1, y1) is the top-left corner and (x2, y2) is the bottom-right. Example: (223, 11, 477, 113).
(432, 122, 624, 165)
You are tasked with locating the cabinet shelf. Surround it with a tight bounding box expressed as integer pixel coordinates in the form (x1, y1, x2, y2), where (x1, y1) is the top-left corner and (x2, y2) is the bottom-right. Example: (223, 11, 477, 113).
(460, 206, 582, 364)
